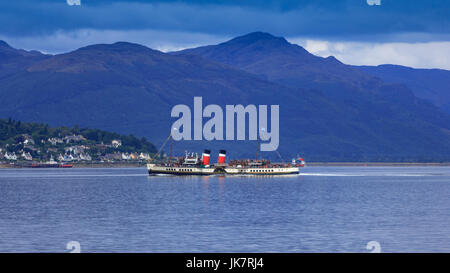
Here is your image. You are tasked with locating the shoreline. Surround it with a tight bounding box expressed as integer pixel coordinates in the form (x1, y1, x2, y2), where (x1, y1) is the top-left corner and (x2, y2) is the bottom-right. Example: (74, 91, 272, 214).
(0, 162, 146, 169)
(2, 161, 450, 169)
(306, 162, 450, 167)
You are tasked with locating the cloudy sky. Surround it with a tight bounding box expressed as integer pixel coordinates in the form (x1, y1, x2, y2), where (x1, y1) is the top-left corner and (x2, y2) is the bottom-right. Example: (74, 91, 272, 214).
(1, 0, 449, 69)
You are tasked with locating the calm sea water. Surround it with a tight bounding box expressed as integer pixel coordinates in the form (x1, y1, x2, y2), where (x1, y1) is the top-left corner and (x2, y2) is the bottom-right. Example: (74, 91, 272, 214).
(0, 166, 449, 253)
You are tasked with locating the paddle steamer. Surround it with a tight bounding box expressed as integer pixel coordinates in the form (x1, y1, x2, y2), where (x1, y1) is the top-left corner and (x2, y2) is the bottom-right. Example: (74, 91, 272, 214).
(147, 149, 305, 176)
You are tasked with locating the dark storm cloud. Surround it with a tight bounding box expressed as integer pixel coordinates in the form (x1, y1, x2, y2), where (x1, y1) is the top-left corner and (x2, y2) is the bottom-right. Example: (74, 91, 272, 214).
(0, 0, 449, 41)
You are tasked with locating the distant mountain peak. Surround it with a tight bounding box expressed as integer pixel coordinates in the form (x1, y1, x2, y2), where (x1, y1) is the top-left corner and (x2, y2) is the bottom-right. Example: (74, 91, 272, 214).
(76, 41, 159, 54)
(111, 41, 150, 49)
(227, 32, 289, 45)
(235, 31, 281, 40)
(326, 55, 342, 64)
(0, 40, 12, 49)
(0, 40, 47, 58)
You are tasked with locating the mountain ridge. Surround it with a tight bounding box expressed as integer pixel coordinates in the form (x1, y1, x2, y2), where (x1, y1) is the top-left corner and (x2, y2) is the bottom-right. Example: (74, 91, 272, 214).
(0, 34, 450, 161)
(173, 32, 377, 88)
(174, 32, 450, 128)
(356, 64, 450, 114)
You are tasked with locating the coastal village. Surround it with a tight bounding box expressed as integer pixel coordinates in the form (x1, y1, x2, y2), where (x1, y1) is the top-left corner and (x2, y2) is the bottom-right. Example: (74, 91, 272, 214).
(0, 133, 152, 165)
(0, 119, 156, 167)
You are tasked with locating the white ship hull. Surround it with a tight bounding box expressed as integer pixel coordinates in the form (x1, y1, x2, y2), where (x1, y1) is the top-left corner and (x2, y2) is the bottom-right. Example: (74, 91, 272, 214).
(224, 166, 299, 175)
(147, 164, 300, 176)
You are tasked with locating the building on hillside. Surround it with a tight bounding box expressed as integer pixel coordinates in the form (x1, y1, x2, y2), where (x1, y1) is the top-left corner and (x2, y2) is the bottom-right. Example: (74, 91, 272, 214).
(23, 139, 35, 145)
(121, 153, 131, 160)
(112, 140, 122, 148)
(80, 153, 92, 161)
(63, 135, 86, 144)
(75, 146, 86, 154)
(65, 146, 85, 155)
(139, 152, 151, 160)
(48, 137, 64, 145)
(21, 151, 33, 161)
(102, 153, 122, 162)
(63, 154, 74, 162)
(22, 134, 35, 145)
(5, 152, 17, 160)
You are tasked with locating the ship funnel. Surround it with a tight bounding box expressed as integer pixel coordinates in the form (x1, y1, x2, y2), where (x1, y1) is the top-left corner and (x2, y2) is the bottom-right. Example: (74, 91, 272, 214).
(202, 149, 211, 166)
(218, 150, 226, 164)
(298, 157, 305, 167)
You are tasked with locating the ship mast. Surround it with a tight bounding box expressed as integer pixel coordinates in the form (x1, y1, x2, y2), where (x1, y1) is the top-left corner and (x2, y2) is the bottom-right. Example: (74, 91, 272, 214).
(169, 135, 173, 163)
(256, 127, 264, 160)
(156, 127, 177, 162)
(256, 137, 260, 160)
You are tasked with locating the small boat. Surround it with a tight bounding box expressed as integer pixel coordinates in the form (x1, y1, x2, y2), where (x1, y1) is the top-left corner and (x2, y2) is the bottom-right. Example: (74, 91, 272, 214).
(31, 156, 73, 168)
(31, 163, 73, 168)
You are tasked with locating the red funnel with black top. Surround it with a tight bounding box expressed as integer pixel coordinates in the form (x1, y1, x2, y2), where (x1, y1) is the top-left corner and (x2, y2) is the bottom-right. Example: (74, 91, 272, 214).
(218, 150, 226, 164)
(202, 149, 211, 166)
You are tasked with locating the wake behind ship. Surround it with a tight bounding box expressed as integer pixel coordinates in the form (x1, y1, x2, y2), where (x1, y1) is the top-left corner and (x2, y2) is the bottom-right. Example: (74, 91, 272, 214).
(147, 150, 305, 176)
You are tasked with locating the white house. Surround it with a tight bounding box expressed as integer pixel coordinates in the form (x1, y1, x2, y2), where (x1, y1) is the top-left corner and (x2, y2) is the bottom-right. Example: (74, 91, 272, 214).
(121, 153, 131, 160)
(80, 153, 92, 161)
(63, 154, 74, 162)
(112, 140, 122, 148)
(22, 134, 35, 145)
(48, 138, 64, 145)
(21, 151, 33, 161)
(139, 152, 151, 160)
(5, 152, 17, 160)
(24, 139, 35, 145)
